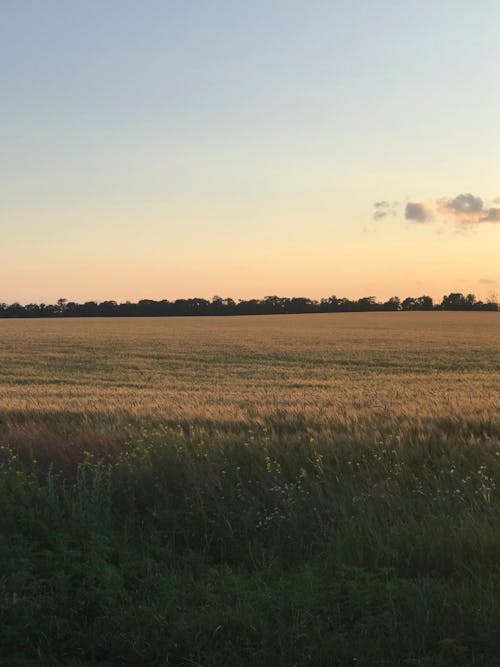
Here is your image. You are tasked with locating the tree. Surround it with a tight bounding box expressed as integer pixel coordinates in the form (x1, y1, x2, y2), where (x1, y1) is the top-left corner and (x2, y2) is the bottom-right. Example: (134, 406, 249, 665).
(356, 296, 377, 311)
(441, 293, 468, 310)
(486, 291, 499, 311)
(382, 296, 401, 311)
(416, 296, 433, 310)
(56, 298, 68, 314)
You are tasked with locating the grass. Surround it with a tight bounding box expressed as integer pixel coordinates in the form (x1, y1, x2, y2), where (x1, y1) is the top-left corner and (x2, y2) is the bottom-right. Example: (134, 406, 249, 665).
(0, 313, 499, 665)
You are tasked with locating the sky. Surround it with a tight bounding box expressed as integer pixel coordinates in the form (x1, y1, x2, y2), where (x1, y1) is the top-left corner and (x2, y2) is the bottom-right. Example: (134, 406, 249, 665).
(1, 0, 499, 304)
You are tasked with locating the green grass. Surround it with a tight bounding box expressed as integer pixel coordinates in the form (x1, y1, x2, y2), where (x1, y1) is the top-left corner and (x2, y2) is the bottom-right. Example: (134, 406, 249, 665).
(2, 419, 500, 666)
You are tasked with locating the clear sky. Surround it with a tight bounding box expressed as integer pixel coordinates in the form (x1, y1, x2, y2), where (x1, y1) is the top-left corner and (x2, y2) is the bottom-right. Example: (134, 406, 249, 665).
(1, 0, 499, 304)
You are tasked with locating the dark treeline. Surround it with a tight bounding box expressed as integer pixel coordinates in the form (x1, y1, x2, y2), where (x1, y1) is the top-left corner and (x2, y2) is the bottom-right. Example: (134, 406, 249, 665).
(0, 292, 498, 318)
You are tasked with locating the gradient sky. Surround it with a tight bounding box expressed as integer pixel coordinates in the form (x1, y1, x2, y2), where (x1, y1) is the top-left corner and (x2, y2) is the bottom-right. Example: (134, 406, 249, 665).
(1, 0, 499, 304)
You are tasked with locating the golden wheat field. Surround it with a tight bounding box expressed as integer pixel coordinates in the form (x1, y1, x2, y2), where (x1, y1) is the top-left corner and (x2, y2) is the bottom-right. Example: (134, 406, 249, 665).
(1, 313, 498, 445)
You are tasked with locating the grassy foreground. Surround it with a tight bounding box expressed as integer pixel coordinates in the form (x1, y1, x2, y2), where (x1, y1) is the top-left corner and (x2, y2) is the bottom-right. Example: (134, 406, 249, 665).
(0, 313, 499, 666)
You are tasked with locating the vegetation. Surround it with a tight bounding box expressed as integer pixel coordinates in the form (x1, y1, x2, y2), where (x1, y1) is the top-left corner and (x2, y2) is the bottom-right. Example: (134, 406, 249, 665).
(0, 291, 498, 318)
(0, 313, 499, 666)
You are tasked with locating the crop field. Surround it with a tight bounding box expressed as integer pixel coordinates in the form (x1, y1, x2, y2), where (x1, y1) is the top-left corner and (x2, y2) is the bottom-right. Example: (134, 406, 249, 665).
(1, 313, 500, 666)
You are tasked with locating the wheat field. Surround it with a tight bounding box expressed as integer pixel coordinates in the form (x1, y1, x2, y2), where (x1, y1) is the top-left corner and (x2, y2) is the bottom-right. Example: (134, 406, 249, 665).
(1, 311, 498, 428)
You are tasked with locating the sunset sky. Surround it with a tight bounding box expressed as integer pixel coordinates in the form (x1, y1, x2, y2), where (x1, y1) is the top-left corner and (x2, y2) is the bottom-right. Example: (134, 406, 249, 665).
(1, 1, 499, 304)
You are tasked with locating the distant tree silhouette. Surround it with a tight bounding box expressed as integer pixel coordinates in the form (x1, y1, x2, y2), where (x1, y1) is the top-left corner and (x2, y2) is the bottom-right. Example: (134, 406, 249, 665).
(356, 296, 377, 311)
(57, 298, 68, 314)
(402, 295, 433, 311)
(486, 291, 499, 311)
(382, 296, 401, 311)
(0, 292, 495, 318)
(441, 293, 472, 310)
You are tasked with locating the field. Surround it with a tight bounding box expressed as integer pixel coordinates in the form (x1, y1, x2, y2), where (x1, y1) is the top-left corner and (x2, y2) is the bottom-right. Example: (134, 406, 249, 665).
(1, 313, 500, 666)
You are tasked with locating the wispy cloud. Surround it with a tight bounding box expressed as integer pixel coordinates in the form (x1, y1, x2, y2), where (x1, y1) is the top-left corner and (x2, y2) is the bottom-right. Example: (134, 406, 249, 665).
(372, 201, 399, 220)
(373, 193, 500, 227)
(479, 278, 498, 285)
(483, 208, 500, 222)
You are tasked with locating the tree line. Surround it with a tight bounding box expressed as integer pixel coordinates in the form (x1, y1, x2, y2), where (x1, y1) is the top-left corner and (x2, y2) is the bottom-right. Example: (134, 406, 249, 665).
(0, 292, 497, 318)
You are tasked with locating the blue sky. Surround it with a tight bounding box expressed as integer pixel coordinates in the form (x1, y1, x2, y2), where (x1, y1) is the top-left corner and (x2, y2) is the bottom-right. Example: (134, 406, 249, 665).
(1, 1, 499, 302)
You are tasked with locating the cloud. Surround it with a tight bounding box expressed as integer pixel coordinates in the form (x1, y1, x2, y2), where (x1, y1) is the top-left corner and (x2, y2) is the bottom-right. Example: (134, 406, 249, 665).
(479, 278, 498, 285)
(435, 193, 499, 225)
(372, 201, 399, 220)
(483, 207, 500, 222)
(401, 193, 500, 227)
(445, 193, 483, 214)
(405, 202, 434, 223)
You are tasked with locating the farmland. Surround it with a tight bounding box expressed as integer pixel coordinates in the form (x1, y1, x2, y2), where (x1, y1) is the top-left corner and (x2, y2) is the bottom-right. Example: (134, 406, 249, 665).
(1, 313, 500, 666)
